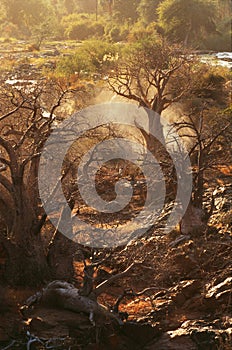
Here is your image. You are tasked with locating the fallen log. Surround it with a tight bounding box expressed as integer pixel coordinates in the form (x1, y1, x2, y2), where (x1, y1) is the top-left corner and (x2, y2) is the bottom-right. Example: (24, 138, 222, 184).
(22, 280, 123, 326)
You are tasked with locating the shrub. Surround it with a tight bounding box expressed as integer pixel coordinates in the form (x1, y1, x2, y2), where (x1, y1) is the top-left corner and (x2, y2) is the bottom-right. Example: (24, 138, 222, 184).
(202, 32, 231, 51)
(65, 20, 105, 41)
(108, 27, 121, 42)
(56, 40, 117, 78)
(127, 22, 158, 42)
(62, 13, 106, 41)
(81, 40, 117, 72)
(56, 51, 94, 77)
(0, 22, 19, 39)
(187, 64, 229, 106)
(91, 22, 105, 38)
(66, 22, 91, 40)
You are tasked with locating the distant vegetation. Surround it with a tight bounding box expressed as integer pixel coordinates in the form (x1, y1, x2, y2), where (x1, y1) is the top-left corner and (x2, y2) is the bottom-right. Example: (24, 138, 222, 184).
(0, 0, 230, 50)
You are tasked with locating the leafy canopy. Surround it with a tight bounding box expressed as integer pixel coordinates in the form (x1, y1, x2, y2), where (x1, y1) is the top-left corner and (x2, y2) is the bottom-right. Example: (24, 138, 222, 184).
(158, 0, 217, 45)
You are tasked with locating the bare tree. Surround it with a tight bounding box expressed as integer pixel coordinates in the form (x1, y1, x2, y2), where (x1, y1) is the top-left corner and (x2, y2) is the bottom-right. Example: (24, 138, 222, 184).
(0, 78, 81, 284)
(172, 106, 231, 234)
(108, 39, 193, 153)
(174, 107, 231, 209)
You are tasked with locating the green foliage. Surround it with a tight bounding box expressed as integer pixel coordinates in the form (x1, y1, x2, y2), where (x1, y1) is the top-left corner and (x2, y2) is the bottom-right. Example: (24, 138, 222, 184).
(137, 0, 161, 24)
(202, 8, 231, 51)
(0, 22, 19, 38)
(104, 23, 129, 42)
(203, 32, 231, 51)
(113, 0, 141, 23)
(120, 37, 183, 73)
(184, 64, 230, 108)
(56, 40, 117, 77)
(81, 40, 117, 71)
(108, 26, 121, 42)
(62, 13, 106, 41)
(109, 38, 194, 115)
(31, 19, 59, 49)
(0, 0, 230, 51)
(56, 51, 93, 77)
(127, 21, 158, 42)
(1, 0, 56, 38)
(66, 21, 105, 41)
(74, 0, 97, 13)
(64, 0, 78, 14)
(158, 0, 217, 46)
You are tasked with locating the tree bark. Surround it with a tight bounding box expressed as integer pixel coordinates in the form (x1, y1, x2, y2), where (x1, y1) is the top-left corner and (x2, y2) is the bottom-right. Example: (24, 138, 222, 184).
(193, 148, 205, 209)
(1, 234, 49, 285)
(47, 231, 76, 281)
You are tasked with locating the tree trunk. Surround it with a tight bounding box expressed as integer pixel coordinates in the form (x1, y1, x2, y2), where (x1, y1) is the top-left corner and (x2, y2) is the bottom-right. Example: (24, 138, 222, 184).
(136, 109, 165, 156)
(1, 234, 49, 286)
(47, 203, 76, 281)
(193, 148, 204, 209)
(0, 185, 76, 285)
(180, 200, 207, 235)
(79, 265, 95, 299)
(47, 231, 76, 281)
(0, 178, 50, 285)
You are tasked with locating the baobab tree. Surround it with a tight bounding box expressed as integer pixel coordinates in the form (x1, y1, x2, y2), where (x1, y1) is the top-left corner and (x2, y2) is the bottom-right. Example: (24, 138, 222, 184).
(109, 39, 193, 114)
(108, 38, 193, 155)
(0, 78, 81, 285)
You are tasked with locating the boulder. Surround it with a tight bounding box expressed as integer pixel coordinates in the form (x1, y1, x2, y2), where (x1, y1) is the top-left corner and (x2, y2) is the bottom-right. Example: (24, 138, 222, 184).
(144, 320, 232, 350)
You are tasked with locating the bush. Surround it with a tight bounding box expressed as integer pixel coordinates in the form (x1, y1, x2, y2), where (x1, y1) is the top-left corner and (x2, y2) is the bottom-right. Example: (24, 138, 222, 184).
(108, 26, 121, 42)
(66, 22, 92, 40)
(202, 32, 231, 51)
(56, 40, 117, 78)
(62, 13, 106, 41)
(187, 64, 229, 106)
(0, 22, 20, 39)
(91, 22, 105, 38)
(65, 20, 105, 41)
(56, 48, 96, 77)
(81, 40, 117, 72)
(127, 22, 158, 42)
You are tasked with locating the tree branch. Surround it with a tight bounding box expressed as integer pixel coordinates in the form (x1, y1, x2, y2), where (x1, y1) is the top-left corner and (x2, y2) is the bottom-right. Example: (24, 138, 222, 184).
(95, 262, 137, 296)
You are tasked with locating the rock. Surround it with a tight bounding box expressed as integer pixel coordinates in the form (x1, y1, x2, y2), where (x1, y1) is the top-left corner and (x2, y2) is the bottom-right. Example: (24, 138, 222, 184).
(213, 185, 232, 210)
(106, 333, 139, 350)
(144, 331, 197, 350)
(25, 280, 123, 326)
(172, 252, 199, 275)
(24, 308, 162, 349)
(182, 320, 232, 350)
(121, 322, 161, 346)
(171, 280, 202, 306)
(149, 300, 175, 322)
(204, 277, 232, 309)
(41, 49, 60, 57)
(144, 319, 232, 350)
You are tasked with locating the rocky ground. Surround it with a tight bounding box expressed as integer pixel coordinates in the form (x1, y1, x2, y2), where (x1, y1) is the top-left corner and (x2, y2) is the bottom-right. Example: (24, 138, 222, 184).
(0, 184, 231, 349)
(0, 40, 231, 350)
